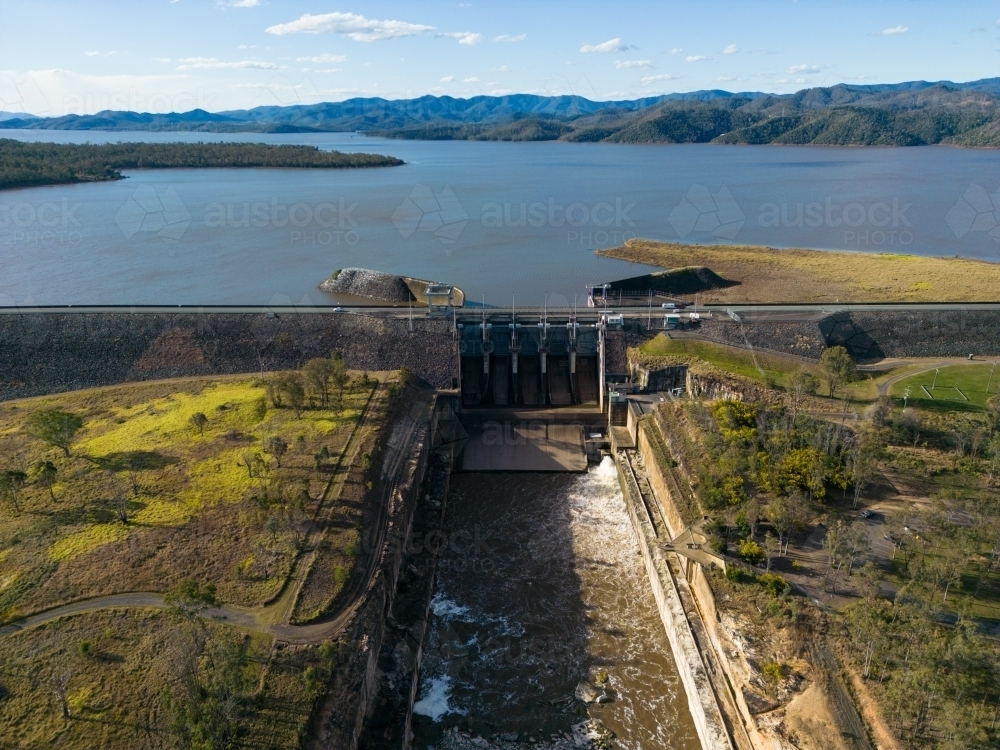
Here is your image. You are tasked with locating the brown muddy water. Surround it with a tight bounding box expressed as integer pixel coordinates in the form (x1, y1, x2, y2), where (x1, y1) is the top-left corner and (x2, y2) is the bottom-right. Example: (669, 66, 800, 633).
(411, 457, 701, 749)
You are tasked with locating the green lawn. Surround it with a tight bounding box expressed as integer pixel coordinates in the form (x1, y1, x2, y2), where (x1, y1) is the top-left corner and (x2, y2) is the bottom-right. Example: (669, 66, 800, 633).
(889, 364, 1000, 411)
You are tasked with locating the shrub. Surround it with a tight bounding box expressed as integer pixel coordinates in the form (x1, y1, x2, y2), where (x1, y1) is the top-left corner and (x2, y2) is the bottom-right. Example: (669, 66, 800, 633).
(759, 573, 790, 598)
(333, 566, 348, 587)
(762, 660, 787, 683)
(738, 538, 765, 565)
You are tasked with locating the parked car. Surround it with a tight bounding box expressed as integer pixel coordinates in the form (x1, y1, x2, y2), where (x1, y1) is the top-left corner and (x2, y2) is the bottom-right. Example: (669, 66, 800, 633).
(858, 509, 874, 519)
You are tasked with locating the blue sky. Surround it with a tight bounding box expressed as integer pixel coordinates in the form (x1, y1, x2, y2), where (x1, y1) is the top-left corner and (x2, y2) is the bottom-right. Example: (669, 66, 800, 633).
(2, 0, 1000, 115)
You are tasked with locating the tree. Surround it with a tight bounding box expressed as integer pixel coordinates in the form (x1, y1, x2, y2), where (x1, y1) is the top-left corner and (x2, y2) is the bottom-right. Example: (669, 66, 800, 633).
(869, 395, 894, 428)
(0, 470, 27, 512)
(277, 373, 306, 418)
(820, 346, 856, 399)
(330, 351, 349, 410)
(165, 579, 218, 619)
(28, 409, 83, 457)
(113, 486, 131, 524)
(302, 358, 333, 408)
(263, 436, 288, 469)
(29, 460, 58, 501)
(789, 370, 820, 420)
(51, 666, 74, 721)
(823, 519, 848, 590)
(850, 428, 887, 508)
(190, 412, 208, 436)
(764, 532, 781, 572)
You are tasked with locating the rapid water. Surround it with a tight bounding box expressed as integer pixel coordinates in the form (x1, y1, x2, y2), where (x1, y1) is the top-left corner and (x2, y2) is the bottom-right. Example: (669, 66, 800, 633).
(411, 457, 700, 749)
(3, 131, 1000, 306)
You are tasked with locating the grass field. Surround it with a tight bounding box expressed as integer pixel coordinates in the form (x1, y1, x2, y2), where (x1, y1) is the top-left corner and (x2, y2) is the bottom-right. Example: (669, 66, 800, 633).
(889, 364, 1000, 411)
(0, 376, 372, 619)
(0, 608, 320, 750)
(0, 372, 399, 749)
(598, 239, 1000, 303)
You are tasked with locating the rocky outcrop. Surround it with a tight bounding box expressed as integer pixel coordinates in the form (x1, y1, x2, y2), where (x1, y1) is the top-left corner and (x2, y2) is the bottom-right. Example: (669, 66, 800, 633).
(319, 268, 416, 303)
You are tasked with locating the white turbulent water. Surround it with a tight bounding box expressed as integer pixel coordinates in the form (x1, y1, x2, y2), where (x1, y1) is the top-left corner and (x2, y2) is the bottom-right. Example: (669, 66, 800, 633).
(412, 458, 700, 749)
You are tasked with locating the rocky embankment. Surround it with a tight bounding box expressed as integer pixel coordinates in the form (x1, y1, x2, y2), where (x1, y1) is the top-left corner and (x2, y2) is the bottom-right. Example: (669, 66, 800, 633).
(0, 312, 455, 400)
(319, 268, 416, 303)
(698, 309, 1000, 362)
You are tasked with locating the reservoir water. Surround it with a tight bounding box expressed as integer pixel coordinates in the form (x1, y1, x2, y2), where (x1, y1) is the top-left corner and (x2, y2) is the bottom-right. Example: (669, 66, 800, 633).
(410, 459, 701, 749)
(3, 130, 1000, 306)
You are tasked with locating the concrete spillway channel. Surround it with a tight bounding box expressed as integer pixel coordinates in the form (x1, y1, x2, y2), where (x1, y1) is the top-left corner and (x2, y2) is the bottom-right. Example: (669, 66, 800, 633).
(362, 401, 735, 749)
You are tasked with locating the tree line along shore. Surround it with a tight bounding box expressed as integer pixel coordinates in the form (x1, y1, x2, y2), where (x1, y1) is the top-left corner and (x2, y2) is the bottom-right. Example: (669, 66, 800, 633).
(0, 140, 403, 190)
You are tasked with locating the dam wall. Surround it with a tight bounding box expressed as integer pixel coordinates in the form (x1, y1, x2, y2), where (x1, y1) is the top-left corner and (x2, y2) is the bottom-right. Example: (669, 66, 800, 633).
(615, 452, 736, 750)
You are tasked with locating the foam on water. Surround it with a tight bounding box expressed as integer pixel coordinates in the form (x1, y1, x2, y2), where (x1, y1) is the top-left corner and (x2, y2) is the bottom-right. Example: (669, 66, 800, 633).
(413, 675, 461, 722)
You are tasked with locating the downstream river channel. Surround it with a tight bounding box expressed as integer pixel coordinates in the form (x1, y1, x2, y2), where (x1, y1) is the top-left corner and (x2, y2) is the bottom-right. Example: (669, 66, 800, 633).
(3, 130, 1000, 306)
(411, 458, 701, 749)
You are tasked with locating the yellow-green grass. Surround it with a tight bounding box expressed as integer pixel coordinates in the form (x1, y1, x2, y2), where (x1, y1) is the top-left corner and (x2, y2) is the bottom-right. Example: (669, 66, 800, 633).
(0, 376, 370, 615)
(598, 239, 1000, 303)
(889, 364, 1000, 412)
(0, 608, 316, 750)
(638, 335, 825, 392)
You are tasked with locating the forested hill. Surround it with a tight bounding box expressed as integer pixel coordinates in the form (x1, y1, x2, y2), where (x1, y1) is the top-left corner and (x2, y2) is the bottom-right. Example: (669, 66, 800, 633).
(374, 83, 1000, 146)
(0, 140, 403, 190)
(5, 79, 1000, 146)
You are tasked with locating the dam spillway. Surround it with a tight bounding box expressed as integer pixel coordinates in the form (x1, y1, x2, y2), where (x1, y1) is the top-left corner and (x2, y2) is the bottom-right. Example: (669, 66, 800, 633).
(457, 315, 603, 409)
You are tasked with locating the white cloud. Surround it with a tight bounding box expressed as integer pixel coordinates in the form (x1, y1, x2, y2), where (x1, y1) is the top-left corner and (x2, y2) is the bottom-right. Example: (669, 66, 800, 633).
(177, 57, 281, 70)
(85, 51, 116, 57)
(716, 76, 737, 82)
(971, 26, 986, 33)
(439, 31, 483, 45)
(265, 12, 433, 42)
(874, 25, 908, 36)
(686, 55, 708, 62)
(152, 57, 171, 63)
(494, 65, 510, 72)
(668, 47, 683, 54)
(642, 73, 678, 84)
(787, 64, 821, 74)
(218, 0, 260, 7)
(296, 53, 346, 63)
(615, 60, 653, 69)
(721, 44, 739, 54)
(440, 75, 454, 82)
(494, 34, 525, 43)
(462, 76, 480, 83)
(314, 69, 342, 74)
(238, 44, 256, 49)
(581, 38, 629, 53)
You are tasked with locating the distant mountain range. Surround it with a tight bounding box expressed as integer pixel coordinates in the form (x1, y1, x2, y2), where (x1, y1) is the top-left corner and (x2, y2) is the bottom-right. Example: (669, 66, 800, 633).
(4, 78, 1000, 146)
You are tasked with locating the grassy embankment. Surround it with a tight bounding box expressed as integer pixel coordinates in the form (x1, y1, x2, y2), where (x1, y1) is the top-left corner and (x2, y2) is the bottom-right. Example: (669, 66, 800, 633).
(637, 334, 885, 401)
(0, 373, 392, 748)
(598, 239, 1000, 303)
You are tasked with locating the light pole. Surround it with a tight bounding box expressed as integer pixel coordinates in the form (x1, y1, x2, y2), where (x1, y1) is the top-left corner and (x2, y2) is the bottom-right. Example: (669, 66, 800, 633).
(903, 385, 911, 410)
(932, 368, 940, 390)
(988, 361, 998, 395)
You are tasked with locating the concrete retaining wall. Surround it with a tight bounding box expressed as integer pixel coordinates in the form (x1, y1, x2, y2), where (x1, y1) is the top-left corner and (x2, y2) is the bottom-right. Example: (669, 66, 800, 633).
(615, 454, 735, 750)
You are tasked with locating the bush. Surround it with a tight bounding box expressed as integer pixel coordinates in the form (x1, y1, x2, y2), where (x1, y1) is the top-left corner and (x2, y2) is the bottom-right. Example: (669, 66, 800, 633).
(738, 538, 765, 565)
(759, 573, 790, 597)
(762, 660, 787, 683)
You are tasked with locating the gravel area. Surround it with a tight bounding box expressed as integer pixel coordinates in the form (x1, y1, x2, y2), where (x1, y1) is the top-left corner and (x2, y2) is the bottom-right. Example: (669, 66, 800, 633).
(0, 312, 456, 400)
(319, 268, 415, 302)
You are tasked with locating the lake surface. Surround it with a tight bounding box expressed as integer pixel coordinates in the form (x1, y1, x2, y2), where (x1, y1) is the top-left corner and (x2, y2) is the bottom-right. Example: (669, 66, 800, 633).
(3, 129, 1000, 305)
